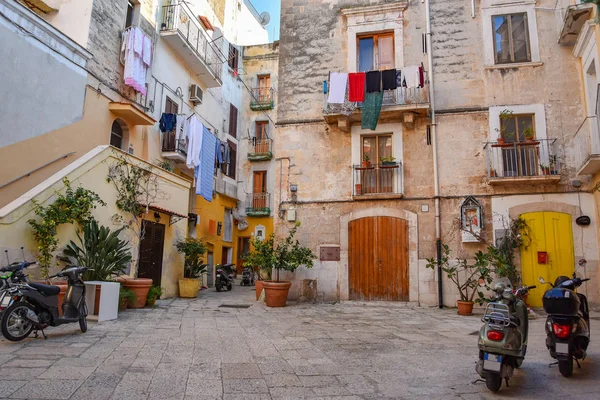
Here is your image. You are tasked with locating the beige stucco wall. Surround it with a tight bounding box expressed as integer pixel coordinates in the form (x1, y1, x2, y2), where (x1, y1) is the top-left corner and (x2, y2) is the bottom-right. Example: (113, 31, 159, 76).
(0, 146, 190, 298)
(42, 0, 94, 48)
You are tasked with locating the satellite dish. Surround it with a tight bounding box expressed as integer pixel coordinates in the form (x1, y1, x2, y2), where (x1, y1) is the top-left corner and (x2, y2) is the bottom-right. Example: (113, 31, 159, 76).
(259, 11, 270, 26)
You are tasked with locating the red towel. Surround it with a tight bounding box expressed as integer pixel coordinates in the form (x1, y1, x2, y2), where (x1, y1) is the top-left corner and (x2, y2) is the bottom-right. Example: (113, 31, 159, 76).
(348, 72, 366, 102)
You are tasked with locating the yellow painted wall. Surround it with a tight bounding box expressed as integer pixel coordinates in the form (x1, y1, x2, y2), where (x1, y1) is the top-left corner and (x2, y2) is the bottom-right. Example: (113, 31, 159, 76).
(0, 147, 190, 298)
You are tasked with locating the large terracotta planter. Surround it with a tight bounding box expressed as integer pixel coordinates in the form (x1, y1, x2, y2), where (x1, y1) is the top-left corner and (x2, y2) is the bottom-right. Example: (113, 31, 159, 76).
(122, 278, 153, 309)
(457, 300, 474, 316)
(179, 278, 201, 298)
(255, 280, 265, 301)
(263, 281, 292, 307)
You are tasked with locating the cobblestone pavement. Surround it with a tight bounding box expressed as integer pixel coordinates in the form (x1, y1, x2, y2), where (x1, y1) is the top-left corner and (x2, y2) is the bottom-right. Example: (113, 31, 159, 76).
(0, 283, 598, 399)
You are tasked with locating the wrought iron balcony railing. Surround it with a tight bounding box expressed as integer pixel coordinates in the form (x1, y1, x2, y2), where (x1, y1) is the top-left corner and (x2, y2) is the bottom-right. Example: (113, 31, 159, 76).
(246, 193, 271, 216)
(250, 88, 274, 110)
(484, 139, 561, 182)
(352, 163, 403, 197)
(248, 138, 272, 161)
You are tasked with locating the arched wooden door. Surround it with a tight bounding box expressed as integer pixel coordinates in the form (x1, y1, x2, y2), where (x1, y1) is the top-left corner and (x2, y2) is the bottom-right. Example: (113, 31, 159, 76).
(348, 217, 409, 301)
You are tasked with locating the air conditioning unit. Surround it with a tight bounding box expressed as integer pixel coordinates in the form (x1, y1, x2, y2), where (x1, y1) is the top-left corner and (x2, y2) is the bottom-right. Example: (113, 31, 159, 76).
(190, 84, 203, 104)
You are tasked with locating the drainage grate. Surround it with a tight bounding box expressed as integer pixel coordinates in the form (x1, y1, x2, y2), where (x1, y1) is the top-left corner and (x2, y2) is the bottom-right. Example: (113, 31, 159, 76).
(219, 304, 251, 309)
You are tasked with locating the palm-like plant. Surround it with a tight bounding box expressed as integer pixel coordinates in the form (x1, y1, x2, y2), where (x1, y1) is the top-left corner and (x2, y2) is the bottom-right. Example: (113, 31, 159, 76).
(59, 220, 132, 281)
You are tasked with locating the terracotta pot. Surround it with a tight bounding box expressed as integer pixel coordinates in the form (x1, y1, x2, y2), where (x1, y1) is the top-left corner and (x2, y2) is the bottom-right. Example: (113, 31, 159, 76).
(497, 138, 505, 145)
(263, 280, 292, 307)
(361, 161, 371, 168)
(179, 278, 201, 298)
(354, 184, 362, 195)
(122, 278, 153, 309)
(457, 300, 474, 316)
(255, 280, 264, 301)
(54, 281, 68, 317)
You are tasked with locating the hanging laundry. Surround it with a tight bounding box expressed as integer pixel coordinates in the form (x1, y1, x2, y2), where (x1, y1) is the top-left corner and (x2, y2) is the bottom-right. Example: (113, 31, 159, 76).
(159, 113, 176, 132)
(361, 91, 384, 131)
(175, 114, 186, 141)
(396, 70, 404, 88)
(223, 141, 230, 165)
(418, 64, 425, 88)
(382, 69, 397, 90)
(327, 72, 348, 104)
(403, 65, 420, 88)
(348, 72, 366, 102)
(366, 71, 381, 93)
(133, 26, 143, 56)
(197, 127, 217, 202)
(142, 35, 152, 67)
(123, 26, 150, 95)
(186, 115, 204, 169)
(215, 138, 223, 167)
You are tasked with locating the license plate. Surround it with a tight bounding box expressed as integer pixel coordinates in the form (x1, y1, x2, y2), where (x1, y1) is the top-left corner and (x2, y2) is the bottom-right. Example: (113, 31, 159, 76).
(556, 342, 569, 355)
(483, 353, 502, 372)
(0, 294, 11, 307)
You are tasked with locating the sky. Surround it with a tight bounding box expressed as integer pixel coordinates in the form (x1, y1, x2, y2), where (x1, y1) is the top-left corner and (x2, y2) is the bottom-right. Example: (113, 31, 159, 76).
(248, 0, 280, 42)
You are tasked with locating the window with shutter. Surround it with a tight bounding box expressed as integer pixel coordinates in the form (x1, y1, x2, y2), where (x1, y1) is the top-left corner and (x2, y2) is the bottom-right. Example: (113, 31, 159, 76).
(228, 44, 239, 70)
(229, 104, 238, 138)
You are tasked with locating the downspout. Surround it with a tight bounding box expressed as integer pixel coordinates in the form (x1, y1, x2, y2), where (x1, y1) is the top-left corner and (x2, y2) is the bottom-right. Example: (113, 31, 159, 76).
(425, 0, 443, 308)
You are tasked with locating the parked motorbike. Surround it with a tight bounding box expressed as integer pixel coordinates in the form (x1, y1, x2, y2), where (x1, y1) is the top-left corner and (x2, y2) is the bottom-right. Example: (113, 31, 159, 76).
(0, 261, 35, 314)
(240, 267, 255, 286)
(215, 263, 235, 292)
(0, 266, 88, 341)
(476, 278, 536, 392)
(540, 259, 591, 377)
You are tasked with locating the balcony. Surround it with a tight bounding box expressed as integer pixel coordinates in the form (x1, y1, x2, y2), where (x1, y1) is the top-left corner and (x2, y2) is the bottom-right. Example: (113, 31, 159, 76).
(250, 88, 274, 111)
(215, 176, 238, 200)
(246, 193, 271, 217)
(159, 3, 223, 88)
(323, 75, 430, 132)
(352, 163, 403, 199)
(161, 131, 187, 163)
(573, 116, 600, 175)
(484, 139, 561, 185)
(248, 139, 273, 161)
(556, 0, 593, 45)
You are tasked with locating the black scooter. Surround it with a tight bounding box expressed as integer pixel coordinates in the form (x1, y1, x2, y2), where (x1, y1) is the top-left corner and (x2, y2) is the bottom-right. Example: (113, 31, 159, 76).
(540, 259, 591, 377)
(0, 266, 88, 341)
(215, 263, 235, 292)
(0, 261, 35, 314)
(240, 267, 255, 286)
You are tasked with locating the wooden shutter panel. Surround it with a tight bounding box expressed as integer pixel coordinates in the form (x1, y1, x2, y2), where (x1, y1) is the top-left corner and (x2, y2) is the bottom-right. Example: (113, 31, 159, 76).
(228, 141, 237, 179)
(229, 104, 238, 138)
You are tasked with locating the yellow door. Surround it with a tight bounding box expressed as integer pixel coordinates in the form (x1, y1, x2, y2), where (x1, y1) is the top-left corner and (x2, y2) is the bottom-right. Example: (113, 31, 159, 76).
(520, 212, 574, 307)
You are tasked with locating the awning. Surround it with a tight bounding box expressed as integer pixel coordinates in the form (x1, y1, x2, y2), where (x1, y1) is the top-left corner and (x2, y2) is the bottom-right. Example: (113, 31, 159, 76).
(109, 102, 156, 126)
(140, 204, 188, 225)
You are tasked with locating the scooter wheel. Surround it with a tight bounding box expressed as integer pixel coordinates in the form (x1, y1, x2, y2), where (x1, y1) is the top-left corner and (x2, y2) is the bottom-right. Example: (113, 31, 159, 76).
(0, 301, 35, 342)
(227, 284, 232, 291)
(216, 285, 223, 292)
(485, 373, 502, 392)
(79, 303, 88, 333)
(559, 359, 573, 377)
(240, 281, 243, 286)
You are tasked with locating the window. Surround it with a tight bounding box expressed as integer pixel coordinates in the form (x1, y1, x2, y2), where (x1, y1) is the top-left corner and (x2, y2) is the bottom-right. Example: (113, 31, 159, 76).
(500, 114, 535, 142)
(255, 121, 268, 140)
(228, 104, 238, 138)
(257, 75, 271, 102)
(361, 134, 393, 194)
(125, 1, 139, 29)
(224, 209, 232, 242)
(110, 120, 124, 149)
(492, 13, 530, 64)
(165, 96, 179, 114)
(362, 134, 392, 164)
(228, 44, 239, 70)
(252, 171, 267, 208)
(221, 140, 237, 179)
(500, 114, 536, 177)
(357, 33, 394, 72)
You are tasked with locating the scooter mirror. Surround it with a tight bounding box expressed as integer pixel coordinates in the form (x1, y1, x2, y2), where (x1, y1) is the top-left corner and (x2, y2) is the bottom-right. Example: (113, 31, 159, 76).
(538, 277, 546, 284)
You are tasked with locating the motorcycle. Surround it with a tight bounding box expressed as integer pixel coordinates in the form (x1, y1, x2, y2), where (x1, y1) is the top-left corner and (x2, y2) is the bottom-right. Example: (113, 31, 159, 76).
(540, 259, 591, 377)
(215, 263, 235, 292)
(0, 261, 35, 314)
(0, 266, 88, 341)
(476, 278, 536, 392)
(240, 267, 255, 286)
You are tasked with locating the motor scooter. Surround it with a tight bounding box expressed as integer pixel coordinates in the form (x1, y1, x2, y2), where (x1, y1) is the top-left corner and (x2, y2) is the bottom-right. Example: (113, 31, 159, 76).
(240, 267, 255, 286)
(540, 259, 591, 377)
(0, 261, 35, 314)
(476, 278, 536, 392)
(0, 266, 88, 341)
(215, 263, 235, 292)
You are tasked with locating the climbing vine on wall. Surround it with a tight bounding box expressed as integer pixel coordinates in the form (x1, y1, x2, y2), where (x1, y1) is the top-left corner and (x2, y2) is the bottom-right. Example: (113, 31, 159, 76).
(28, 178, 105, 278)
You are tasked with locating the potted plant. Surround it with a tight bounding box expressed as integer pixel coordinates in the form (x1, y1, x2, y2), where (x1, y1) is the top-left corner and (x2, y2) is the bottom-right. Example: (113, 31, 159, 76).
(496, 132, 505, 146)
(243, 238, 274, 301)
(176, 237, 207, 298)
(244, 223, 316, 307)
(380, 156, 397, 166)
(146, 285, 163, 307)
(523, 127, 535, 142)
(489, 169, 498, 178)
(119, 287, 136, 311)
(361, 155, 371, 168)
(540, 164, 550, 175)
(426, 244, 492, 315)
(549, 155, 559, 175)
(60, 220, 132, 315)
(354, 183, 362, 195)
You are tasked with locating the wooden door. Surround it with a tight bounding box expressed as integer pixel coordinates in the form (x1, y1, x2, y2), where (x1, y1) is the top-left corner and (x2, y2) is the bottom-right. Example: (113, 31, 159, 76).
(255, 122, 268, 153)
(258, 75, 271, 102)
(138, 221, 165, 287)
(348, 217, 409, 301)
(221, 246, 230, 265)
(253, 171, 267, 208)
(520, 212, 574, 307)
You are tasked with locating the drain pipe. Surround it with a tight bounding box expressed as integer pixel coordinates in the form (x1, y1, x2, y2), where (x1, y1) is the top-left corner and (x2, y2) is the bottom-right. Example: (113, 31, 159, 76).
(425, 0, 443, 309)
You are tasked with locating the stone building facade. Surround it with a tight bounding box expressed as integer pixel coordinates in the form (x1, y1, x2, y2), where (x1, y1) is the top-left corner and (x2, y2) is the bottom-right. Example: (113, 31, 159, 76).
(275, 0, 600, 308)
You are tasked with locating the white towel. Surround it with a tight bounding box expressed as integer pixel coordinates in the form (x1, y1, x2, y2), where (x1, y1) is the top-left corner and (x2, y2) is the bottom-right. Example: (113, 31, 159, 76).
(327, 72, 348, 104)
(403, 65, 420, 88)
(142, 35, 152, 67)
(186, 116, 204, 169)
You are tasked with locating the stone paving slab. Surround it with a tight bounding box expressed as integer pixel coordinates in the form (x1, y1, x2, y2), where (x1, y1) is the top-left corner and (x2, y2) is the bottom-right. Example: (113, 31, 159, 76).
(0, 282, 599, 399)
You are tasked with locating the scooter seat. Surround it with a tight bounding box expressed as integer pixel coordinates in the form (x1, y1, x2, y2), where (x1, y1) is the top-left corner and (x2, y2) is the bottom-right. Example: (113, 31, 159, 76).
(29, 282, 61, 296)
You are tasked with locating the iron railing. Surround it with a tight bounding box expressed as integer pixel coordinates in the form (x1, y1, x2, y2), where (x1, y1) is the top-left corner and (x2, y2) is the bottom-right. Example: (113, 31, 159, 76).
(246, 193, 271, 215)
(162, 131, 187, 155)
(484, 139, 560, 179)
(352, 163, 403, 196)
(249, 138, 272, 155)
(573, 116, 600, 172)
(160, 3, 222, 81)
(250, 87, 274, 107)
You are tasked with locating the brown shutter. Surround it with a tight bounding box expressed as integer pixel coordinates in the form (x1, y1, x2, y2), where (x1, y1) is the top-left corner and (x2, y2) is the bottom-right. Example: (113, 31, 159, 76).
(229, 104, 238, 138)
(228, 140, 237, 179)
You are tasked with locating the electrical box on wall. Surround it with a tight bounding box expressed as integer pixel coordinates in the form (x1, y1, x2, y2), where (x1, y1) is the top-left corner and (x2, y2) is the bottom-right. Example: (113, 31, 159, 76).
(287, 209, 296, 222)
(538, 251, 548, 264)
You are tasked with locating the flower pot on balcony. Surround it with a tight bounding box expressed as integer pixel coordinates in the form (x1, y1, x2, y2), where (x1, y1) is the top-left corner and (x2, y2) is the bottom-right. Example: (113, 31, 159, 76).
(382, 161, 397, 167)
(541, 166, 550, 175)
(354, 184, 362, 195)
(497, 137, 505, 145)
(361, 161, 371, 168)
(490, 169, 498, 177)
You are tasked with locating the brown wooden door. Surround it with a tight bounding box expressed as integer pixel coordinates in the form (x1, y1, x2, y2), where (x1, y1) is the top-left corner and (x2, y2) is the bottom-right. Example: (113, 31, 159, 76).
(348, 217, 408, 301)
(138, 221, 166, 287)
(253, 171, 267, 208)
(255, 122, 268, 153)
(258, 75, 271, 102)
